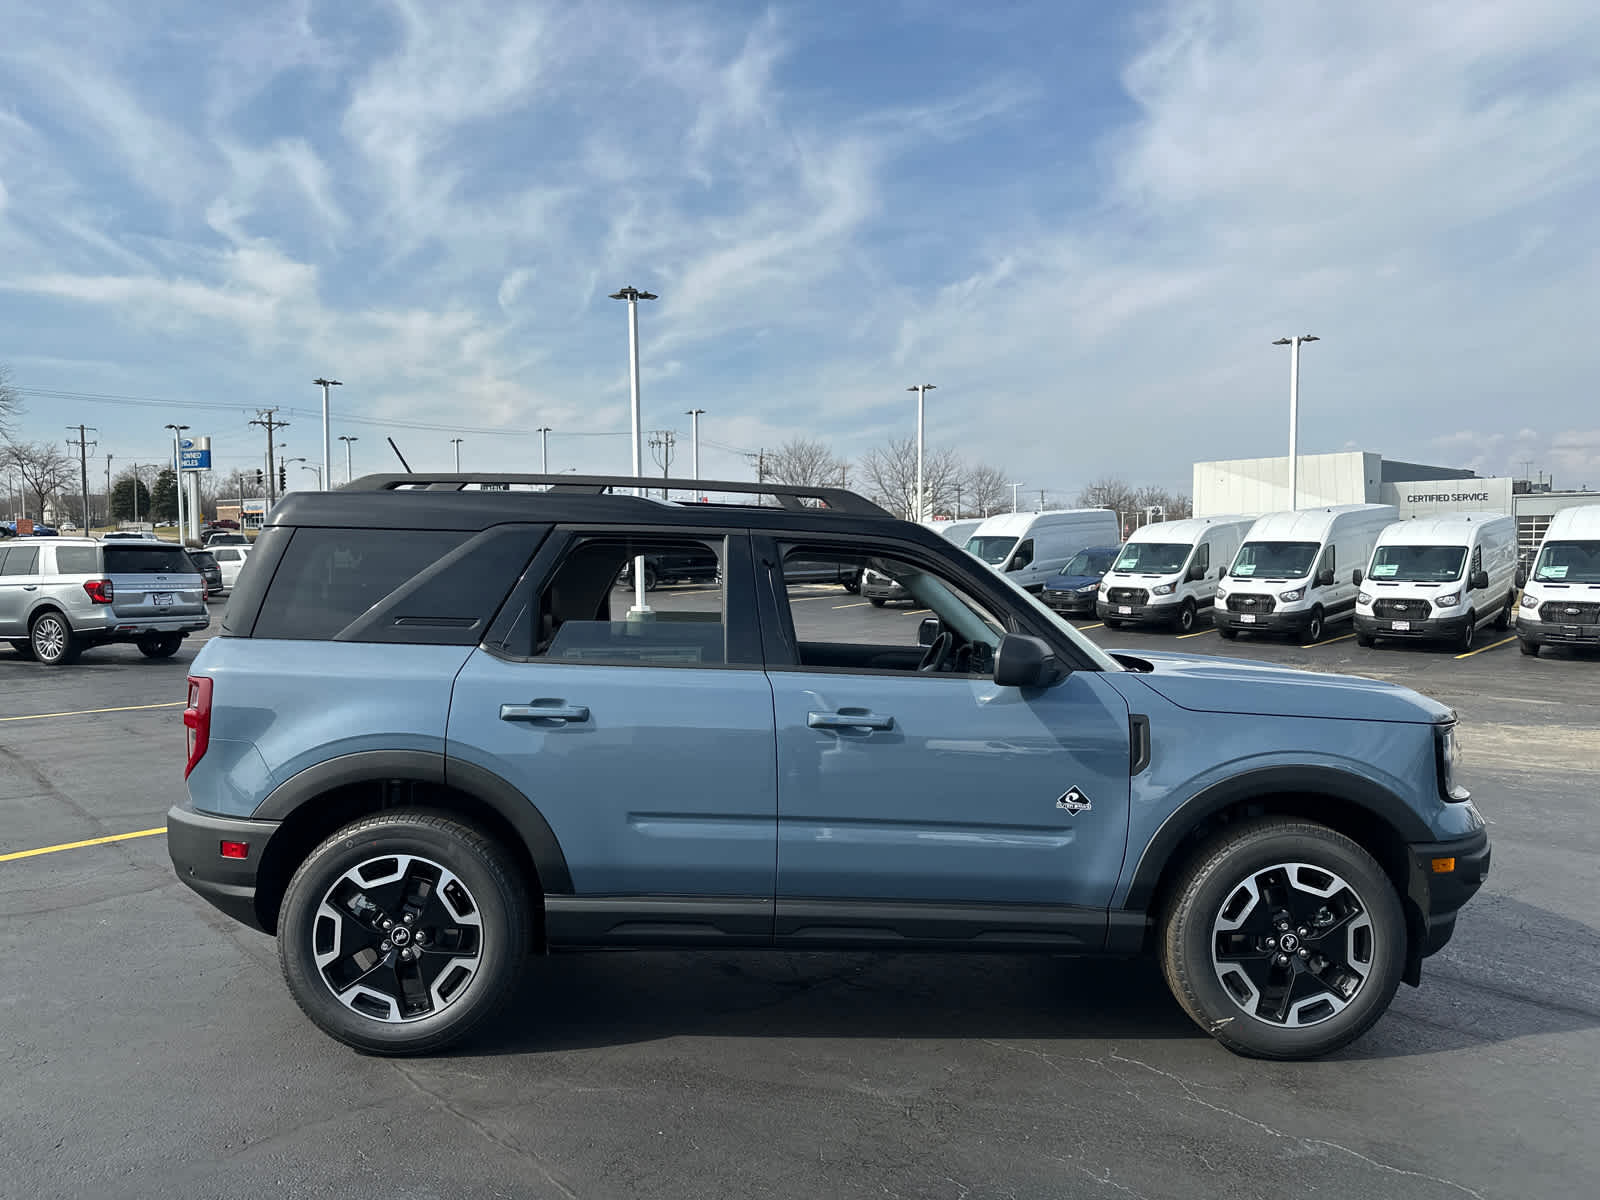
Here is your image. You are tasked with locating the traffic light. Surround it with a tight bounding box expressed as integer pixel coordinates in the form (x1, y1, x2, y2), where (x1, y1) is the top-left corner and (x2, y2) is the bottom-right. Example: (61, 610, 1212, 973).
(278, 466, 287, 491)
(255, 469, 264, 487)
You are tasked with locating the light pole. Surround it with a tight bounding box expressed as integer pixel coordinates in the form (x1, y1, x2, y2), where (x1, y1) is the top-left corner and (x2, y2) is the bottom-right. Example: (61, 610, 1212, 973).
(285, 457, 306, 491)
(165, 424, 189, 540)
(906, 384, 936, 521)
(314, 378, 342, 494)
(536, 427, 551, 474)
(301, 464, 322, 487)
(684, 409, 705, 480)
(1009, 482, 1022, 514)
(450, 437, 463, 472)
(338, 435, 358, 484)
(1271, 336, 1319, 510)
(609, 284, 658, 614)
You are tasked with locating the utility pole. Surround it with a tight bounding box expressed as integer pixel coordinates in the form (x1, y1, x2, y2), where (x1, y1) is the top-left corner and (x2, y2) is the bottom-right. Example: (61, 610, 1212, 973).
(1038, 489, 1046, 512)
(648, 430, 677, 498)
(105, 454, 113, 526)
(536, 427, 551, 474)
(314, 378, 342, 491)
(684, 410, 704, 480)
(66, 425, 97, 531)
(250, 409, 288, 507)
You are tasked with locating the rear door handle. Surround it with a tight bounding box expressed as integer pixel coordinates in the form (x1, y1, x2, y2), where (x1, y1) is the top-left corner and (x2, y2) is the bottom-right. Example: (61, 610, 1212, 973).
(500, 703, 590, 723)
(22, 585, 37, 591)
(808, 709, 894, 731)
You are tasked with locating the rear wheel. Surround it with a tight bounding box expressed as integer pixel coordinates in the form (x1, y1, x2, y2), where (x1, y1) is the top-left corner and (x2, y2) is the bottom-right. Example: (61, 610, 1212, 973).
(642, 566, 659, 592)
(29, 611, 79, 666)
(277, 810, 531, 1055)
(1160, 818, 1405, 1059)
(1519, 639, 1540, 657)
(844, 573, 861, 595)
(137, 633, 183, 659)
(1102, 617, 1123, 629)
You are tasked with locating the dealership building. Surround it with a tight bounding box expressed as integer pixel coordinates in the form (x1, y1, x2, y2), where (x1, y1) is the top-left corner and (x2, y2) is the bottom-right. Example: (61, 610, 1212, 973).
(1194, 451, 1599, 558)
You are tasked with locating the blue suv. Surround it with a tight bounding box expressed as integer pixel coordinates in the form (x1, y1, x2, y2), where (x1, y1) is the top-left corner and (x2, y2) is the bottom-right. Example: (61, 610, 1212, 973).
(168, 475, 1489, 1059)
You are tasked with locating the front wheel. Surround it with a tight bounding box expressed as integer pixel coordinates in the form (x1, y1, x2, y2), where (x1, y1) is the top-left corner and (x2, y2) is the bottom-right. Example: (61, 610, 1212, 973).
(1176, 599, 1198, 634)
(844, 574, 861, 595)
(277, 810, 531, 1055)
(137, 633, 183, 659)
(642, 566, 659, 592)
(1457, 612, 1477, 652)
(869, 597, 886, 608)
(1304, 608, 1326, 645)
(1102, 617, 1123, 629)
(1355, 631, 1376, 648)
(30, 611, 79, 666)
(1160, 818, 1405, 1059)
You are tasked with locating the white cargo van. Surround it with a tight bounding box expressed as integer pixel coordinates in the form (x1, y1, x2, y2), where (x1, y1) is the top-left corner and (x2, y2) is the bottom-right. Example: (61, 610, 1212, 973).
(922, 518, 983, 547)
(1096, 515, 1256, 634)
(1514, 504, 1600, 657)
(964, 509, 1121, 593)
(1353, 514, 1517, 651)
(1214, 504, 1396, 643)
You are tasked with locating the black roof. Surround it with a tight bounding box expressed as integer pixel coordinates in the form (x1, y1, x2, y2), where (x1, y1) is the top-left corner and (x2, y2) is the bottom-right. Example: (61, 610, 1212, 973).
(265, 473, 941, 541)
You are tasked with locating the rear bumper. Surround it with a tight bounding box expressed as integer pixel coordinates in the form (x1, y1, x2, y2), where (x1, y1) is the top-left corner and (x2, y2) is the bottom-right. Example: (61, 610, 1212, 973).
(1355, 611, 1471, 641)
(1515, 615, 1600, 646)
(1407, 826, 1491, 959)
(167, 799, 279, 933)
(76, 613, 209, 638)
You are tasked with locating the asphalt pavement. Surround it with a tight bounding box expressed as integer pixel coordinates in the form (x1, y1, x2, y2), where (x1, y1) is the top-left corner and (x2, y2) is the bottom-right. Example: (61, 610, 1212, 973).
(1, 592, 1595, 1199)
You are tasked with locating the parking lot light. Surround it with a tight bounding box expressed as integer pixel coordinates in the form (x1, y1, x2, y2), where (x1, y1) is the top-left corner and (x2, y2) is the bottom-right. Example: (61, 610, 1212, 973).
(1272, 335, 1319, 510)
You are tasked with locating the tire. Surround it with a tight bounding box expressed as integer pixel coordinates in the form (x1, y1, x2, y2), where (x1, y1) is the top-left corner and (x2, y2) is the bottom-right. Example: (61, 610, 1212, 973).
(1304, 607, 1325, 645)
(137, 634, 183, 659)
(1493, 595, 1513, 631)
(1519, 639, 1540, 657)
(10, 639, 35, 660)
(1457, 612, 1477, 652)
(29, 611, 79, 666)
(1159, 818, 1405, 1060)
(844, 574, 861, 595)
(1217, 626, 1238, 641)
(643, 566, 659, 592)
(1176, 599, 1198, 634)
(277, 810, 532, 1055)
(870, 597, 887, 608)
(1355, 631, 1376, 648)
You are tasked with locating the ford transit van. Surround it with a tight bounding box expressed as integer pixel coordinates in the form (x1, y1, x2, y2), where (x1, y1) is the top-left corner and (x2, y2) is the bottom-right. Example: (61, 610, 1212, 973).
(1515, 504, 1600, 657)
(964, 509, 1120, 593)
(1096, 515, 1255, 634)
(1354, 514, 1517, 651)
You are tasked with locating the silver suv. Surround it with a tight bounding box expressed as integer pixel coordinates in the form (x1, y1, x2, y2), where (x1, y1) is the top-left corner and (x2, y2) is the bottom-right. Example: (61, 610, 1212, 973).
(0, 537, 209, 665)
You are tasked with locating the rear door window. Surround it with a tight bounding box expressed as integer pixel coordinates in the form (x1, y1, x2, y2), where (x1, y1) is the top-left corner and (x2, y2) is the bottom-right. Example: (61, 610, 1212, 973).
(1, 547, 40, 576)
(104, 546, 194, 574)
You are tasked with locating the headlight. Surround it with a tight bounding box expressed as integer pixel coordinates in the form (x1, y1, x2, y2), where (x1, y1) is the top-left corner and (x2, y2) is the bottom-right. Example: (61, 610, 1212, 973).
(1076, 583, 1098, 594)
(1358, 591, 1373, 606)
(1151, 583, 1175, 596)
(1520, 593, 1538, 608)
(1279, 588, 1304, 602)
(1437, 723, 1470, 802)
(1436, 592, 1461, 608)
(1098, 583, 1109, 594)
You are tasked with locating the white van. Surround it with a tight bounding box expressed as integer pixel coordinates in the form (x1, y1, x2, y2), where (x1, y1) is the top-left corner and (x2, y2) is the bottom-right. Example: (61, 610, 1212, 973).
(1514, 504, 1600, 657)
(1214, 504, 1397, 644)
(1353, 514, 1518, 651)
(922, 518, 983, 547)
(1096, 515, 1256, 634)
(964, 509, 1121, 593)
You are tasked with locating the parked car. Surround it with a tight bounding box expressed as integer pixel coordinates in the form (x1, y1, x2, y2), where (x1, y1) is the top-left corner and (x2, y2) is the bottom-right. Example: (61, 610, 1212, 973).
(782, 554, 863, 591)
(964, 509, 1121, 593)
(203, 531, 249, 547)
(1514, 504, 1600, 656)
(207, 544, 251, 591)
(168, 473, 1489, 1059)
(188, 549, 225, 599)
(861, 564, 911, 606)
(1214, 504, 1396, 644)
(59, 521, 79, 532)
(0, 537, 208, 664)
(1354, 514, 1518, 651)
(1041, 545, 1122, 617)
(103, 531, 156, 540)
(1097, 516, 1256, 633)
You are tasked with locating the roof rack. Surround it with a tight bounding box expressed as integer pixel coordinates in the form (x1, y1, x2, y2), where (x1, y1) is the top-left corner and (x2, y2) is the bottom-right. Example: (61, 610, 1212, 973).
(341, 473, 893, 518)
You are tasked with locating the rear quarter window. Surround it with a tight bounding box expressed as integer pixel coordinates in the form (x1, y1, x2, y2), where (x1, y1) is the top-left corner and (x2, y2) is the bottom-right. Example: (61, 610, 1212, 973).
(53, 547, 99, 574)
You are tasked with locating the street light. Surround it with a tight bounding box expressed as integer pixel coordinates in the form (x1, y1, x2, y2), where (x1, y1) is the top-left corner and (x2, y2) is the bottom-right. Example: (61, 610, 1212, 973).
(609, 284, 658, 615)
(1009, 482, 1022, 514)
(338, 435, 358, 485)
(301, 464, 322, 487)
(536, 427, 551, 474)
(1271, 336, 1319, 510)
(314, 378, 342, 494)
(450, 437, 463, 472)
(906, 385, 936, 521)
(165, 423, 189, 540)
(285, 456, 306, 491)
(684, 410, 705, 480)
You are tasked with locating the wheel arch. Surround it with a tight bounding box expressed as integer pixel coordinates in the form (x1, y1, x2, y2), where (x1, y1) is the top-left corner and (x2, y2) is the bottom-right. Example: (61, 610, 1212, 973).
(251, 751, 571, 937)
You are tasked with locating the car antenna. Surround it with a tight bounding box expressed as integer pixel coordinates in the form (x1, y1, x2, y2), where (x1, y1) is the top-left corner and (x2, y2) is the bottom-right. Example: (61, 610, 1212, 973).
(386, 437, 413, 472)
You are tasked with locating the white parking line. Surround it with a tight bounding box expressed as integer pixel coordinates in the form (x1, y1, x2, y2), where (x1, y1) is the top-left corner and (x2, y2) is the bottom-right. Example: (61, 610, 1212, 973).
(834, 602, 869, 609)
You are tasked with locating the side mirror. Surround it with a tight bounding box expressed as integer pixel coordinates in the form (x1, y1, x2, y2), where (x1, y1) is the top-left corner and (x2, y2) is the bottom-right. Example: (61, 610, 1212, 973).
(1186, 564, 1206, 582)
(918, 617, 943, 647)
(1316, 569, 1335, 588)
(1008, 555, 1026, 571)
(1470, 570, 1489, 591)
(1515, 565, 1528, 588)
(1351, 568, 1363, 587)
(993, 634, 1064, 688)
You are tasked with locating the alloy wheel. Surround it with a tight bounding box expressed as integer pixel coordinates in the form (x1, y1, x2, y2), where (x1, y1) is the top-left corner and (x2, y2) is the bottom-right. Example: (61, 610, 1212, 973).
(32, 615, 68, 664)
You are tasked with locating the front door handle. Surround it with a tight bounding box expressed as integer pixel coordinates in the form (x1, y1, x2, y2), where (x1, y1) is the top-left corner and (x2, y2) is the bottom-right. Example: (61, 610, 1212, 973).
(22, 585, 37, 591)
(500, 702, 590, 723)
(808, 709, 894, 732)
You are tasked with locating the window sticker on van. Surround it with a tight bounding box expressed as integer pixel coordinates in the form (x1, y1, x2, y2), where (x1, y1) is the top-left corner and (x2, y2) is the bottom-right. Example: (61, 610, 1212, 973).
(1233, 562, 1256, 576)
(1544, 565, 1569, 579)
(1116, 555, 1139, 570)
(1371, 563, 1399, 578)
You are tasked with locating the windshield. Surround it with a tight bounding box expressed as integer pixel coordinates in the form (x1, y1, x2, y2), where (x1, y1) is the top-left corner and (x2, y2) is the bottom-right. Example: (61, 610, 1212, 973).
(1059, 549, 1117, 577)
(965, 535, 1018, 565)
(1368, 545, 1465, 582)
(1230, 541, 1320, 579)
(1533, 540, 1600, 584)
(1111, 543, 1189, 575)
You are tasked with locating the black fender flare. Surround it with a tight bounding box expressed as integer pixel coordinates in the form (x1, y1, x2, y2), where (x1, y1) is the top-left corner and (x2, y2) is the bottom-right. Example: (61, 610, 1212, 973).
(253, 750, 573, 894)
(1122, 765, 1432, 913)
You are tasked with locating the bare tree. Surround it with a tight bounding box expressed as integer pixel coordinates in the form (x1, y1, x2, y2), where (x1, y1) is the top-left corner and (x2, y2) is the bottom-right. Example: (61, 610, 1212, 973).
(959, 463, 1011, 518)
(860, 436, 964, 520)
(0, 364, 19, 439)
(1075, 476, 1137, 516)
(765, 438, 848, 489)
(3, 441, 75, 519)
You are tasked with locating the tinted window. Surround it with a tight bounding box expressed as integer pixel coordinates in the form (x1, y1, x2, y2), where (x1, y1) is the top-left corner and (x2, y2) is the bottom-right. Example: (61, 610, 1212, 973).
(190, 551, 218, 570)
(1, 546, 40, 576)
(53, 547, 99, 574)
(253, 529, 470, 641)
(214, 548, 241, 562)
(104, 546, 194, 574)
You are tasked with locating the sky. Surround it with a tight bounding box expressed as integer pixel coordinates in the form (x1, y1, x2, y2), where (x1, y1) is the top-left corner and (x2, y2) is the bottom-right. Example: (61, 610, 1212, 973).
(2, 0, 1598, 502)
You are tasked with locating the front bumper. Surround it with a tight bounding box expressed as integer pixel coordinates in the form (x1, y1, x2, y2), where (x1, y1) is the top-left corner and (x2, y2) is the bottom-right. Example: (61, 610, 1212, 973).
(1406, 826, 1491, 959)
(862, 582, 909, 601)
(1097, 598, 1181, 624)
(1211, 607, 1310, 636)
(1355, 611, 1471, 641)
(1043, 589, 1099, 615)
(167, 799, 280, 932)
(1515, 614, 1600, 647)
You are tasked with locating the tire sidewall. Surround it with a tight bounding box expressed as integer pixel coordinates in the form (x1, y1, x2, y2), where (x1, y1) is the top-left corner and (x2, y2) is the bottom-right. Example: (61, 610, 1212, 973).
(1459, 612, 1476, 651)
(1306, 608, 1324, 644)
(278, 820, 523, 1053)
(1178, 600, 1196, 633)
(31, 612, 72, 665)
(1171, 827, 1405, 1058)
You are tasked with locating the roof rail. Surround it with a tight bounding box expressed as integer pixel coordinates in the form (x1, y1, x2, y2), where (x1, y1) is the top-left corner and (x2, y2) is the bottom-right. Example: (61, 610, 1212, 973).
(340, 473, 893, 517)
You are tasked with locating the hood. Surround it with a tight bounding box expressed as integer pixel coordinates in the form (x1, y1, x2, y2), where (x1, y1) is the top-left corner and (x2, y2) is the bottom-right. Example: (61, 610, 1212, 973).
(1044, 574, 1101, 591)
(1119, 650, 1450, 725)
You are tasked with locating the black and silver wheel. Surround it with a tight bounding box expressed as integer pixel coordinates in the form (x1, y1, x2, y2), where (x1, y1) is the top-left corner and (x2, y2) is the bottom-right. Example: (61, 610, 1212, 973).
(1176, 599, 1197, 634)
(1304, 607, 1326, 645)
(137, 633, 183, 659)
(1160, 818, 1404, 1059)
(1493, 594, 1513, 631)
(1457, 612, 1477, 652)
(29, 611, 79, 666)
(278, 811, 530, 1055)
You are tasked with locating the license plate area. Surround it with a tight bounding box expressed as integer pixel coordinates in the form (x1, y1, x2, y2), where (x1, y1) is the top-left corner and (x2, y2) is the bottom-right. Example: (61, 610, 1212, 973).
(1391, 619, 1410, 631)
(1240, 613, 1256, 624)
(1118, 606, 1132, 615)
(152, 593, 174, 607)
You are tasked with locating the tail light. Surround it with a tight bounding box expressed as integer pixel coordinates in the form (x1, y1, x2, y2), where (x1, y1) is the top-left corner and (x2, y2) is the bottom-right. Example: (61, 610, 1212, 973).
(83, 578, 114, 604)
(183, 676, 213, 778)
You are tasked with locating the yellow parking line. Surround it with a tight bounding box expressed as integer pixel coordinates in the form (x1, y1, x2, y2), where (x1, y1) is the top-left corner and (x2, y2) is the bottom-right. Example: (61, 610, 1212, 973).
(905, 609, 931, 616)
(0, 701, 184, 724)
(0, 826, 167, 863)
(1302, 633, 1356, 649)
(1077, 622, 1104, 631)
(1177, 628, 1215, 640)
(833, 602, 869, 609)
(1456, 635, 1517, 661)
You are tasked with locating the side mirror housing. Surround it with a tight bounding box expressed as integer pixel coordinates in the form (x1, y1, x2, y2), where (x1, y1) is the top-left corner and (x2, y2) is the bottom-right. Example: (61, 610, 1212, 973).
(993, 634, 1064, 689)
(917, 617, 943, 647)
(1515, 565, 1528, 589)
(1008, 556, 1026, 571)
(1470, 569, 1490, 591)
(1186, 564, 1206, 582)
(1351, 568, 1363, 587)
(1316, 569, 1335, 588)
